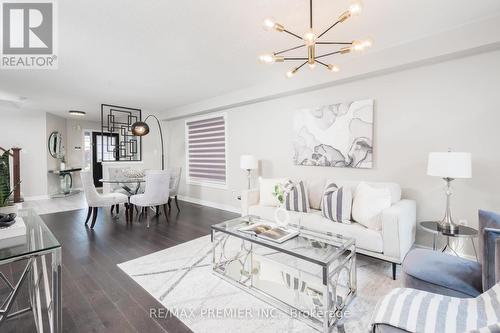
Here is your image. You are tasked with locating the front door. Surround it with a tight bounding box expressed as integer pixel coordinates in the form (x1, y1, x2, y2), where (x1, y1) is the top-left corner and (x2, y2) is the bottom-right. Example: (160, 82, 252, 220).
(92, 132, 119, 187)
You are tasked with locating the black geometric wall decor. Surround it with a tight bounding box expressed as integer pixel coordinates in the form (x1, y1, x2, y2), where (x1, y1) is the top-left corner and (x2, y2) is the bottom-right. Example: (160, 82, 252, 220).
(100, 104, 142, 162)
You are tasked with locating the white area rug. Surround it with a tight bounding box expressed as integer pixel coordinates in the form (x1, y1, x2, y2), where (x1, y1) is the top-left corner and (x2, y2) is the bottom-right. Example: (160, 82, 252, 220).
(118, 235, 402, 333)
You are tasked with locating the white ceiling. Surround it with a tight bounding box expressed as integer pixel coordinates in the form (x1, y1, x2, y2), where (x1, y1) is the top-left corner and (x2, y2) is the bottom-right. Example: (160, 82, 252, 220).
(1, 0, 500, 121)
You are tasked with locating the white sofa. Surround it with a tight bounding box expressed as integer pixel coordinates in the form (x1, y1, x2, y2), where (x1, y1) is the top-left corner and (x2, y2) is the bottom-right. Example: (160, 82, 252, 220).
(241, 179, 416, 279)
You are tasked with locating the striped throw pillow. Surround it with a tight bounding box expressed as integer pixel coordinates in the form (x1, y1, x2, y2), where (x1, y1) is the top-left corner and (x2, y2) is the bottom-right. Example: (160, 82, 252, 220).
(321, 183, 352, 224)
(284, 181, 310, 213)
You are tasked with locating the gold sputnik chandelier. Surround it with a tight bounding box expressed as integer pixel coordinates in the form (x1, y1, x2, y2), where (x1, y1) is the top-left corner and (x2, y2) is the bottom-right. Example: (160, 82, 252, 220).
(259, 0, 372, 78)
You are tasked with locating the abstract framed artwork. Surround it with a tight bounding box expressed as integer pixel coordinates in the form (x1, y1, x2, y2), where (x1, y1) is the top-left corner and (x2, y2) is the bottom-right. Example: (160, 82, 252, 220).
(293, 99, 374, 168)
(100, 104, 142, 162)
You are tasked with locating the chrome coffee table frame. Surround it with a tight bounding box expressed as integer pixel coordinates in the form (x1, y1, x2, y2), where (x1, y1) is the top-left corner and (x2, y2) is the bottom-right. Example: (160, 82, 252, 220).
(211, 216, 356, 333)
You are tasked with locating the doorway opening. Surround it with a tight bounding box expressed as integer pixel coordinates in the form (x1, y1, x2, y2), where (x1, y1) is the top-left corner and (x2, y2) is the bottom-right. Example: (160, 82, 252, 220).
(91, 132, 119, 187)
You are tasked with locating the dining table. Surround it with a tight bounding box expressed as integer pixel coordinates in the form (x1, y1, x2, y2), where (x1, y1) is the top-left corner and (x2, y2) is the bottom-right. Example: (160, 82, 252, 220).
(99, 177, 161, 221)
(99, 177, 145, 195)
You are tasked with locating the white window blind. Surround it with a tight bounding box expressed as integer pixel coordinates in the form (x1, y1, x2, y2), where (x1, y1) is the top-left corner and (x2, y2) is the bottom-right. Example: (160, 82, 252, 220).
(186, 114, 227, 186)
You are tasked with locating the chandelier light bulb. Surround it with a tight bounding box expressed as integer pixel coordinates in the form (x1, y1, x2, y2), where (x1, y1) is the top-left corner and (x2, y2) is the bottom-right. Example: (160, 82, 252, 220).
(258, 53, 275, 64)
(351, 38, 372, 52)
(348, 0, 363, 16)
(327, 64, 340, 72)
(303, 30, 317, 46)
(308, 62, 316, 69)
(286, 68, 298, 78)
(351, 40, 365, 51)
(262, 17, 276, 31)
(362, 38, 373, 48)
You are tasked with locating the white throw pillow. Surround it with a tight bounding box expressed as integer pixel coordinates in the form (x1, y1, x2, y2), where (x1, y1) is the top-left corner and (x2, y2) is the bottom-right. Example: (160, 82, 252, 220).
(259, 177, 289, 207)
(352, 182, 391, 230)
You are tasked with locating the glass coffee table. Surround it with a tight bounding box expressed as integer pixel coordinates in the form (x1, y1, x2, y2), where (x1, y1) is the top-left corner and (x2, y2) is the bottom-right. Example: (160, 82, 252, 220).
(211, 216, 356, 332)
(0, 209, 62, 332)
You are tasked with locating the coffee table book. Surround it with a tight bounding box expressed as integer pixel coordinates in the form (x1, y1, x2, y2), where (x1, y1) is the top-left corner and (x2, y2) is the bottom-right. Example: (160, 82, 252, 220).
(238, 222, 299, 243)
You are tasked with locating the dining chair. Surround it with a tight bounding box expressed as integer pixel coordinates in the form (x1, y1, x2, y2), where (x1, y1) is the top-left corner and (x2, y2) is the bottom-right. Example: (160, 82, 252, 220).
(80, 171, 129, 228)
(129, 170, 170, 228)
(168, 167, 182, 212)
(108, 167, 130, 215)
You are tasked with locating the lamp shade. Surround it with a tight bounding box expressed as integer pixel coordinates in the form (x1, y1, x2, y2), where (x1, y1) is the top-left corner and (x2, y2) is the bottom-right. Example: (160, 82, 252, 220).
(240, 155, 258, 170)
(427, 152, 471, 178)
(131, 121, 150, 136)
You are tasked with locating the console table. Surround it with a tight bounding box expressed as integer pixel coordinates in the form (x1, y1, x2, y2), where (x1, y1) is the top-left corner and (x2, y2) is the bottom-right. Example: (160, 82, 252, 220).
(48, 168, 82, 198)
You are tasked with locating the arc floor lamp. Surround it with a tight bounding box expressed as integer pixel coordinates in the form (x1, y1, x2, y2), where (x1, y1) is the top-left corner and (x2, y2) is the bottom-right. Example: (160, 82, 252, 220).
(131, 115, 165, 170)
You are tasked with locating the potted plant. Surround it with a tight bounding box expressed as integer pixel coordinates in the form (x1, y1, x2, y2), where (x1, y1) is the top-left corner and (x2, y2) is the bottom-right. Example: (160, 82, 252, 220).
(0, 150, 19, 224)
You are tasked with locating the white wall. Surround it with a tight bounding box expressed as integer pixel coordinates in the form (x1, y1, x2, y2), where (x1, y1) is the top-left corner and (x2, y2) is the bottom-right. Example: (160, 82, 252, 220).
(46, 113, 102, 193)
(65, 118, 101, 189)
(0, 107, 47, 198)
(166, 49, 500, 253)
(140, 111, 166, 171)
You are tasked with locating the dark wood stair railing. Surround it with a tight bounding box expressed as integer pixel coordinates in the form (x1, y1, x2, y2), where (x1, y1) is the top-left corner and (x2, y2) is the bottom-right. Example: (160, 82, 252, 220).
(0, 147, 22, 203)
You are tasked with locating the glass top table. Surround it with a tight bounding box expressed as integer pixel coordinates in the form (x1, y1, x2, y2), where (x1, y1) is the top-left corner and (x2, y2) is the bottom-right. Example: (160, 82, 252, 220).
(99, 177, 145, 184)
(419, 221, 478, 260)
(99, 178, 145, 195)
(419, 221, 478, 237)
(0, 209, 62, 332)
(212, 216, 354, 267)
(0, 208, 60, 263)
(211, 216, 356, 332)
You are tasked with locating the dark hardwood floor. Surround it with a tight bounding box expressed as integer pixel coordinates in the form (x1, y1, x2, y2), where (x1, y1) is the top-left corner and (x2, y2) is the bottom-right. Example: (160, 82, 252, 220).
(1, 201, 238, 333)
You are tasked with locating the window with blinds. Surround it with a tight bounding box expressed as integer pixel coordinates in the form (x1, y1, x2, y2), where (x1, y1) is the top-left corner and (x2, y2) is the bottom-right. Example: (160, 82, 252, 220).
(185, 114, 227, 187)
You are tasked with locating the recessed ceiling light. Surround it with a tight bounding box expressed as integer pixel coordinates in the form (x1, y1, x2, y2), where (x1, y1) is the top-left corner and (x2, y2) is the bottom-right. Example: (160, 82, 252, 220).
(69, 110, 86, 116)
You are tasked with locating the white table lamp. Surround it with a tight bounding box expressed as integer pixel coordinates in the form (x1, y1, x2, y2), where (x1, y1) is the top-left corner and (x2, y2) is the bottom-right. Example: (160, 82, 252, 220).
(427, 151, 471, 232)
(240, 155, 258, 189)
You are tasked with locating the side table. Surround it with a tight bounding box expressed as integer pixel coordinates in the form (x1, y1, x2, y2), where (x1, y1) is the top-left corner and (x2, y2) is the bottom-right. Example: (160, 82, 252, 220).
(419, 221, 478, 261)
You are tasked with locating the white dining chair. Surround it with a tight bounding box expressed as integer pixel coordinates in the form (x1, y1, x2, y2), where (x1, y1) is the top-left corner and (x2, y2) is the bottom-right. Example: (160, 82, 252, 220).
(168, 167, 182, 212)
(129, 170, 170, 228)
(108, 167, 130, 216)
(80, 171, 129, 228)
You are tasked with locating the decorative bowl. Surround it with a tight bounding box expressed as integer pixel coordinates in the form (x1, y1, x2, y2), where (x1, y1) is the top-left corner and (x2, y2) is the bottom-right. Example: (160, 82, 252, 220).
(0, 213, 17, 228)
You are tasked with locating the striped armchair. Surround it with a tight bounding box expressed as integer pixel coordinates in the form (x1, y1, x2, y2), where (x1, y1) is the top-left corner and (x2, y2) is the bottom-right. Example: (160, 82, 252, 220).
(372, 210, 500, 332)
(370, 283, 500, 333)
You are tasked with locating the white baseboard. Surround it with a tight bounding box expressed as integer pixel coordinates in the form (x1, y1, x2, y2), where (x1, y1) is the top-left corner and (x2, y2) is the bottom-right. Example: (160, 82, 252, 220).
(177, 195, 240, 214)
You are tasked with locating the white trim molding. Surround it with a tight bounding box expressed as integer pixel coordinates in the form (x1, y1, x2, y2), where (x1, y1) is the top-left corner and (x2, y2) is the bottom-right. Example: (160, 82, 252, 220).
(177, 195, 239, 214)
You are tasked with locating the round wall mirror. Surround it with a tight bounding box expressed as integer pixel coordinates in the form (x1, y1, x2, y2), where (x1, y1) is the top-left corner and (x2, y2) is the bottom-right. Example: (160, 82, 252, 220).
(48, 131, 64, 159)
